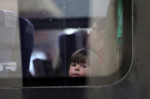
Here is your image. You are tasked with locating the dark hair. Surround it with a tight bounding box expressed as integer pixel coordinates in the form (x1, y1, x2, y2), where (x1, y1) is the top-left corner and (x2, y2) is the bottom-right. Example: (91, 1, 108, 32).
(69, 48, 90, 65)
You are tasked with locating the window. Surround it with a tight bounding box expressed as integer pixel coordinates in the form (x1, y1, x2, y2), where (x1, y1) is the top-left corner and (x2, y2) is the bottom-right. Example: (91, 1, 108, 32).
(0, 0, 132, 87)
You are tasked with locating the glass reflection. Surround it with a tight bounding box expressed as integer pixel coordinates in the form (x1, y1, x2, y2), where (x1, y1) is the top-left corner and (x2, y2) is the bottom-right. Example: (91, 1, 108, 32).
(0, 0, 126, 86)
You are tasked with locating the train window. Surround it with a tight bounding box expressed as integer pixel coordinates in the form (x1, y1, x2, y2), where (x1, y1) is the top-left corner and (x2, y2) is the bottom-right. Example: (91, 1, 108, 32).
(0, 0, 132, 87)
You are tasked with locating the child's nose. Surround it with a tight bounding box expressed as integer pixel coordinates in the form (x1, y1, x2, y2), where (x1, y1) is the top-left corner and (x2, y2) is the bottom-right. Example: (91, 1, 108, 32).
(75, 65, 80, 71)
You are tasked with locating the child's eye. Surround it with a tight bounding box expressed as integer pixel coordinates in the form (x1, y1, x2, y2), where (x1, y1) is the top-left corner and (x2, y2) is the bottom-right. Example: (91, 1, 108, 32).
(71, 63, 76, 66)
(81, 65, 88, 68)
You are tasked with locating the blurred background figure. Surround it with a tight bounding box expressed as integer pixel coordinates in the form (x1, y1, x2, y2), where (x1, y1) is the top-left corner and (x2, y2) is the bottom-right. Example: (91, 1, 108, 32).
(87, 17, 105, 77)
(88, 17, 105, 67)
(102, 0, 123, 77)
(88, 0, 123, 81)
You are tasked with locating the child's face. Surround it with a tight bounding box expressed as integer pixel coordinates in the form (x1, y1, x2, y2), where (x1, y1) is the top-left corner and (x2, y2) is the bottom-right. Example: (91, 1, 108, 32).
(69, 62, 90, 77)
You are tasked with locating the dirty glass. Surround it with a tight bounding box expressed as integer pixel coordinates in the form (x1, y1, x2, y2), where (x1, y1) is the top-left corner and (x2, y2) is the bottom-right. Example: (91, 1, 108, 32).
(0, 0, 132, 87)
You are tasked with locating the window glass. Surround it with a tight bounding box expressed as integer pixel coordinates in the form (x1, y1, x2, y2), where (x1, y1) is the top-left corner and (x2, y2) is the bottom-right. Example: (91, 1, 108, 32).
(0, 0, 132, 87)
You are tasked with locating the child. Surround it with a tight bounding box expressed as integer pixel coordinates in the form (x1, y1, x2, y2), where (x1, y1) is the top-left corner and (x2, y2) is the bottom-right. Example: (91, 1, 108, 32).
(68, 48, 100, 77)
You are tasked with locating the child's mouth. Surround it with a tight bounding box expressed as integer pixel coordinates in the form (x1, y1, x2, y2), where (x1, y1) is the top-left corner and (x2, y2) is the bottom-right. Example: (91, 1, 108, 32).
(72, 74, 80, 77)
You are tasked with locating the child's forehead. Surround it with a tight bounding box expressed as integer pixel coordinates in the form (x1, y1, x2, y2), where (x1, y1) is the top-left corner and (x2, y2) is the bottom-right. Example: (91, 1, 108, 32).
(72, 61, 87, 64)
(71, 56, 88, 62)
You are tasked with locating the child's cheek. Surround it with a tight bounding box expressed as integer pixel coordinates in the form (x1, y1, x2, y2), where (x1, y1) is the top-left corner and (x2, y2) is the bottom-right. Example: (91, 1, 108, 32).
(69, 67, 73, 76)
(81, 68, 90, 76)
